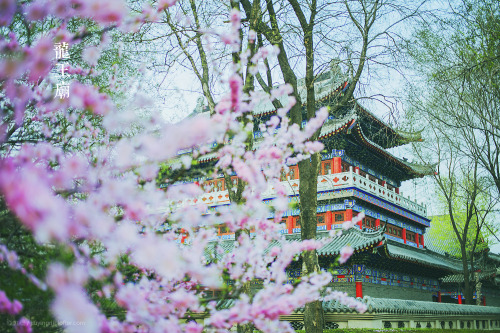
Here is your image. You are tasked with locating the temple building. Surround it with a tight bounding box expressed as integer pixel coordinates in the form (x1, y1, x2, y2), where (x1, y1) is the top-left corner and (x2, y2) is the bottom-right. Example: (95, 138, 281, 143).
(174, 72, 500, 328)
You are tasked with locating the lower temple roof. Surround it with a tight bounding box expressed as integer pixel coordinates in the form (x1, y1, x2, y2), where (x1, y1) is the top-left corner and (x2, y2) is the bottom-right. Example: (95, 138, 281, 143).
(216, 296, 500, 316)
(320, 296, 500, 315)
(204, 227, 385, 262)
(204, 228, 470, 274)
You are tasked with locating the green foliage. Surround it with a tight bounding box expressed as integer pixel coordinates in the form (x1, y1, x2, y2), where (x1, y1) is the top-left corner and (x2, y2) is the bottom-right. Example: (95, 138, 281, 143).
(0, 201, 72, 332)
(429, 176, 493, 259)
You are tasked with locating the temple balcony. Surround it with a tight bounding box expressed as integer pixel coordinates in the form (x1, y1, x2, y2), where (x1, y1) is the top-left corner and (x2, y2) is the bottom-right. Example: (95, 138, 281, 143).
(190, 168, 427, 218)
(313, 169, 428, 217)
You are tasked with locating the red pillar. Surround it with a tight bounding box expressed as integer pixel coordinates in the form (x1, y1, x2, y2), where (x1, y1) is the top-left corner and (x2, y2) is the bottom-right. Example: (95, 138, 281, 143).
(416, 233, 420, 247)
(402, 228, 407, 244)
(482, 296, 486, 306)
(395, 188, 400, 194)
(437, 291, 442, 303)
(333, 157, 342, 174)
(458, 294, 462, 304)
(355, 282, 363, 298)
(287, 216, 293, 234)
(326, 211, 333, 230)
(354, 166, 360, 174)
(345, 209, 353, 222)
(420, 234, 425, 247)
(375, 219, 380, 228)
(357, 218, 363, 229)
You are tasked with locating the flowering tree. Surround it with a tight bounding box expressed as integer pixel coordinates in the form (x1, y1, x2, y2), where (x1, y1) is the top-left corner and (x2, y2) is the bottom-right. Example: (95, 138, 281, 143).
(0, 1, 366, 332)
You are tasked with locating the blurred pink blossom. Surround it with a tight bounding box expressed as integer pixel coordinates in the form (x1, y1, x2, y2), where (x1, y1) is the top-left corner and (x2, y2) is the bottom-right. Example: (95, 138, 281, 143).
(82, 46, 101, 66)
(338, 245, 354, 264)
(0, 0, 16, 26)
(15, 317, 32, 333)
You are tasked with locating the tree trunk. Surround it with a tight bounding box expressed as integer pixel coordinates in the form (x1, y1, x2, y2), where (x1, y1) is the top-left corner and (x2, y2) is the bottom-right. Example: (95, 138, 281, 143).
(236, 281, 254, 333)
(304, 300, 324, 333)
(461, 246, 473, 304)
(299, 154, 324, 333)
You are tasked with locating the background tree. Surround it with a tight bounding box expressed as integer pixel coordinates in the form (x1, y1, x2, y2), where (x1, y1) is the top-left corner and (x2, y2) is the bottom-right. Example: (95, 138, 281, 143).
(426, 151, 497, 304)
(406, 0, 500, 194)
(404, 0, 500, 304)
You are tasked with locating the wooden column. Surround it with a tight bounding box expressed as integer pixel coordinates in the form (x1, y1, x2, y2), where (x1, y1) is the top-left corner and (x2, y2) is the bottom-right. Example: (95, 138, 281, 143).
(287, 216, 293, 234)
(416, 233, 420, 247)
(326, 211, 333, 231)
(420, 234, 425, 247)
(482, 296, 486, 306)
(458, 294, 462, 304)
(437, 291, 442, 303)
(345, 209, 353, 222)
(333, 157, 342, 174)
(402, 228, 407, 244)
(355, 282, 363, 298)
(375, 218, 380, 228)
(395, 187, 400, 194)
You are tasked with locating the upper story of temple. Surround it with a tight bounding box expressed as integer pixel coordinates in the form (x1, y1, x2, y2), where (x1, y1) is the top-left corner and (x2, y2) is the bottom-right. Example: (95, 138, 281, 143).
(167, 71, 434, 248)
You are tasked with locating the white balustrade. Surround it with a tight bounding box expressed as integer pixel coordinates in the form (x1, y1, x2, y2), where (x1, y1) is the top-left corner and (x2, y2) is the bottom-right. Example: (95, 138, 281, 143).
(172, 170, 427, 217)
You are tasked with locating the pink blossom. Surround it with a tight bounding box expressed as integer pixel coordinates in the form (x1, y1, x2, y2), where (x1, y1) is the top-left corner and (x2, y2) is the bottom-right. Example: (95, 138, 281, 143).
(50, 0, 75, 19)
(9, 299, 23, 315)
(26, 0, 49, 21)
(338, 245, 354, 264)
(229, 8, 241, 30)
(15, 317, 32, 333)
(0, 160, 71, 242)
(52, 286, 100, 333)
(81, 0, 128, 24)
(27, 37, 53, 82)
(157, 0, 178, 11)
(82, 46, 101, 66)
(0, 291, 12, 313)
(0, 59, 24, 81)
(4, 82, 33, 125)
(248, 30, 257, 43)
(70, 82, 113, 115)
(229, 74, 242, 113)
(0, 0, 16, 26)
(184, 321, 203, 333)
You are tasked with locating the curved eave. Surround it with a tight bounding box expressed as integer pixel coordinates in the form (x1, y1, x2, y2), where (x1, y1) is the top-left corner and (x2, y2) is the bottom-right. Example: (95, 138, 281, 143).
(351, 125, 434, 179)
(354, 103, 424, 149)
(395, 129, 424, 144)
(318, 109, 358, 140)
